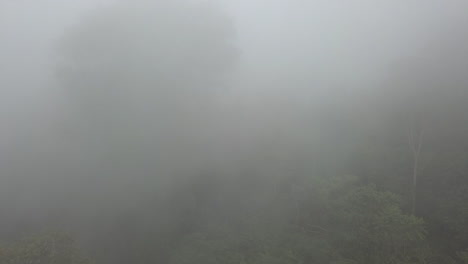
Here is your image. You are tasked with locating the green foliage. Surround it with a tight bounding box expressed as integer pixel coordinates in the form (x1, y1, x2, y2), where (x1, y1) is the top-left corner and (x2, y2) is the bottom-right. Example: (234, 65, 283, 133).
(457, 249, 468, 264)
(0, 232, 94, 264)
(330, 185, 428, 264)
(168, 218, 334, 264)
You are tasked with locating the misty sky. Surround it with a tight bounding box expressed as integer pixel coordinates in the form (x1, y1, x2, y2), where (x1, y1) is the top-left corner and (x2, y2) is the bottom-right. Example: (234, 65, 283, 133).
(2, 0, 467, 103)
(0, 0, 466, 184)
(1, 0, 467, 163)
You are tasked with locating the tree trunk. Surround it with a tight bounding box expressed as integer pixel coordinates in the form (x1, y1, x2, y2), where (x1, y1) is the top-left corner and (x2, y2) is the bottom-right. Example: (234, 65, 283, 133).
(408, 124, 424, 215)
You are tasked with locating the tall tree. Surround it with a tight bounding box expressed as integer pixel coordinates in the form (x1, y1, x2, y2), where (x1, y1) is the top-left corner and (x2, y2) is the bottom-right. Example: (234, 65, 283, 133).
(56, 1, 237, 263)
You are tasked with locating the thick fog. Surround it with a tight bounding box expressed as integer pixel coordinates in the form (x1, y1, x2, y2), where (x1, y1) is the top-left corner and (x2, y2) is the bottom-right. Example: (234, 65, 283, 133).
(2, 0, 468, 263)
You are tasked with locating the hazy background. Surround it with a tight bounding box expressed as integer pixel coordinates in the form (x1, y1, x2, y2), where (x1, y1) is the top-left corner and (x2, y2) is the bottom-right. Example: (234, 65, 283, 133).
(2, 0, 468, 263)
